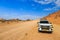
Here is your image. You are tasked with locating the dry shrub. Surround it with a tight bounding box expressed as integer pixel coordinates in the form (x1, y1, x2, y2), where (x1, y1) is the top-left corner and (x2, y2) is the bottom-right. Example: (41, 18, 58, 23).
(26, 19, 31, 21)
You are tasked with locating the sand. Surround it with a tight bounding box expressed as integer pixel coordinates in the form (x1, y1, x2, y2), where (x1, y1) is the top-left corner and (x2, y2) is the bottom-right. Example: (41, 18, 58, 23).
(0, 20, 60, 40)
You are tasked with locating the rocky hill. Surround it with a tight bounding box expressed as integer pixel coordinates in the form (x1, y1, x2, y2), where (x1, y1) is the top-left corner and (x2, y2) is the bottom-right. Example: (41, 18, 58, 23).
(44, 10, 60, 24)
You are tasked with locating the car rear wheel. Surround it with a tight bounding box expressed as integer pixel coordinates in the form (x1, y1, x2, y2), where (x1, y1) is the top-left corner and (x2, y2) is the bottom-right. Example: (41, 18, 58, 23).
(48, 31, 53, 33)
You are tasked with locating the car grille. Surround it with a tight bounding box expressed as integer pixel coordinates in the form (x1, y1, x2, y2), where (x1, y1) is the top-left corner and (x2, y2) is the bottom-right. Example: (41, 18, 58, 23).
(41, 26, 50, 30)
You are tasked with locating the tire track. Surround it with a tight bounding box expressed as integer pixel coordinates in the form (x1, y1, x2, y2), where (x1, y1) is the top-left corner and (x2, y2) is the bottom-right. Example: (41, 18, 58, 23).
(0, 20, 38, 40)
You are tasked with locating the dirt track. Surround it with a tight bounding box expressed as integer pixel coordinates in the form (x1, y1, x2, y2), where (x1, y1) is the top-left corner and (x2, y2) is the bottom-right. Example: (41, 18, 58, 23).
(0, 20, 60, 40)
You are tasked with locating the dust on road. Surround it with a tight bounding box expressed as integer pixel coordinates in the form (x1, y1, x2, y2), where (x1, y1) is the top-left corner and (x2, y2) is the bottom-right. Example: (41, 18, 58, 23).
(0, 20, 60, 40)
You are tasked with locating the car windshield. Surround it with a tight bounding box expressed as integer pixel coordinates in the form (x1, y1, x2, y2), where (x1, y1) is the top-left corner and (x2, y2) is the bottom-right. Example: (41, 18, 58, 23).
(40, 21, 49, 23)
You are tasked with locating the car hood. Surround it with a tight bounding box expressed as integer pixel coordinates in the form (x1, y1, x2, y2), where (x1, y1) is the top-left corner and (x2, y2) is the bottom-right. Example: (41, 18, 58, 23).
(39, 23, 52, 26)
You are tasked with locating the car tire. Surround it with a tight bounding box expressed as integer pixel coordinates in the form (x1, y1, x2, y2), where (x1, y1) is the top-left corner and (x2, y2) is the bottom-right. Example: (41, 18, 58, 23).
(48, 31, 53, 33)
(38, 29, 42, 32)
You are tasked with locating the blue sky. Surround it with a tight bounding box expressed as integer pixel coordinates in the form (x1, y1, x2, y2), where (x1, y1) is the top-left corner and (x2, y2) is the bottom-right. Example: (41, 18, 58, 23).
(0, 0, 60, 19)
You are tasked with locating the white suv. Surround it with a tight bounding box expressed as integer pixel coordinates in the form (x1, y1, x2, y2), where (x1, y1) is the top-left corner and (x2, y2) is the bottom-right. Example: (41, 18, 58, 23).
(38, 20, 53, 33)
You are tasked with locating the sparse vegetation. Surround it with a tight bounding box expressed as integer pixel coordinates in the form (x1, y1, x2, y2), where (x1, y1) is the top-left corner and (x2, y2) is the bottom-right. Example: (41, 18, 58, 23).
(26, 19, 31, 21)
(0, 18, 22, 24)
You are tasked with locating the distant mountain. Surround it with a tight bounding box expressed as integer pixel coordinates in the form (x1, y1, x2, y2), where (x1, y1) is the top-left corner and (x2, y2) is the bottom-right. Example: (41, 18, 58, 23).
(0, 18, 22, 23)
(44, 10, 60, 24)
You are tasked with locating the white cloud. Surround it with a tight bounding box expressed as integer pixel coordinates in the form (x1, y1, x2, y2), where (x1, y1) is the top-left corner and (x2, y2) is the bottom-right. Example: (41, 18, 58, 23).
(33, 0, 54, 4)
(55, 0, 60, 6)
(44, 8, 52, 10)
(0, 14, 40, 20)
(19, 15, 40, 20)
(44, 7, 59, 11)
(33, 0, 60, 6)
(33, 0, 60, 11)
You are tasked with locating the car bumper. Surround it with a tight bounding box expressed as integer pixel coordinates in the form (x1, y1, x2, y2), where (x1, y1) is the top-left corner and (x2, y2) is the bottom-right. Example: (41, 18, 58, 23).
(38, 28, 53, 32)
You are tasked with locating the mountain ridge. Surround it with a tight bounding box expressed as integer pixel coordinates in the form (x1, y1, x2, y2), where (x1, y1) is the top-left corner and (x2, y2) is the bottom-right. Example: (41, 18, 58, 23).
(44, 10, 60, 24)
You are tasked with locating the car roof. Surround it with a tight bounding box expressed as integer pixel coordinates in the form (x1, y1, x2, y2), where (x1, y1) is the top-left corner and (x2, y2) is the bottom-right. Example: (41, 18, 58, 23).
(40, 20, 48, 21)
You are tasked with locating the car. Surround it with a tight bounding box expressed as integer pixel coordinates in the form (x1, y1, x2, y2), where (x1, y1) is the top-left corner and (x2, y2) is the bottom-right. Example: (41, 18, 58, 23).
(38, 20, 53, 33)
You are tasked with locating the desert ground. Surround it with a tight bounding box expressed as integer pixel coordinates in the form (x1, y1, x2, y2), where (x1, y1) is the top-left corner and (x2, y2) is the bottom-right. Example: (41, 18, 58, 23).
(0, 20, 60, 40)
